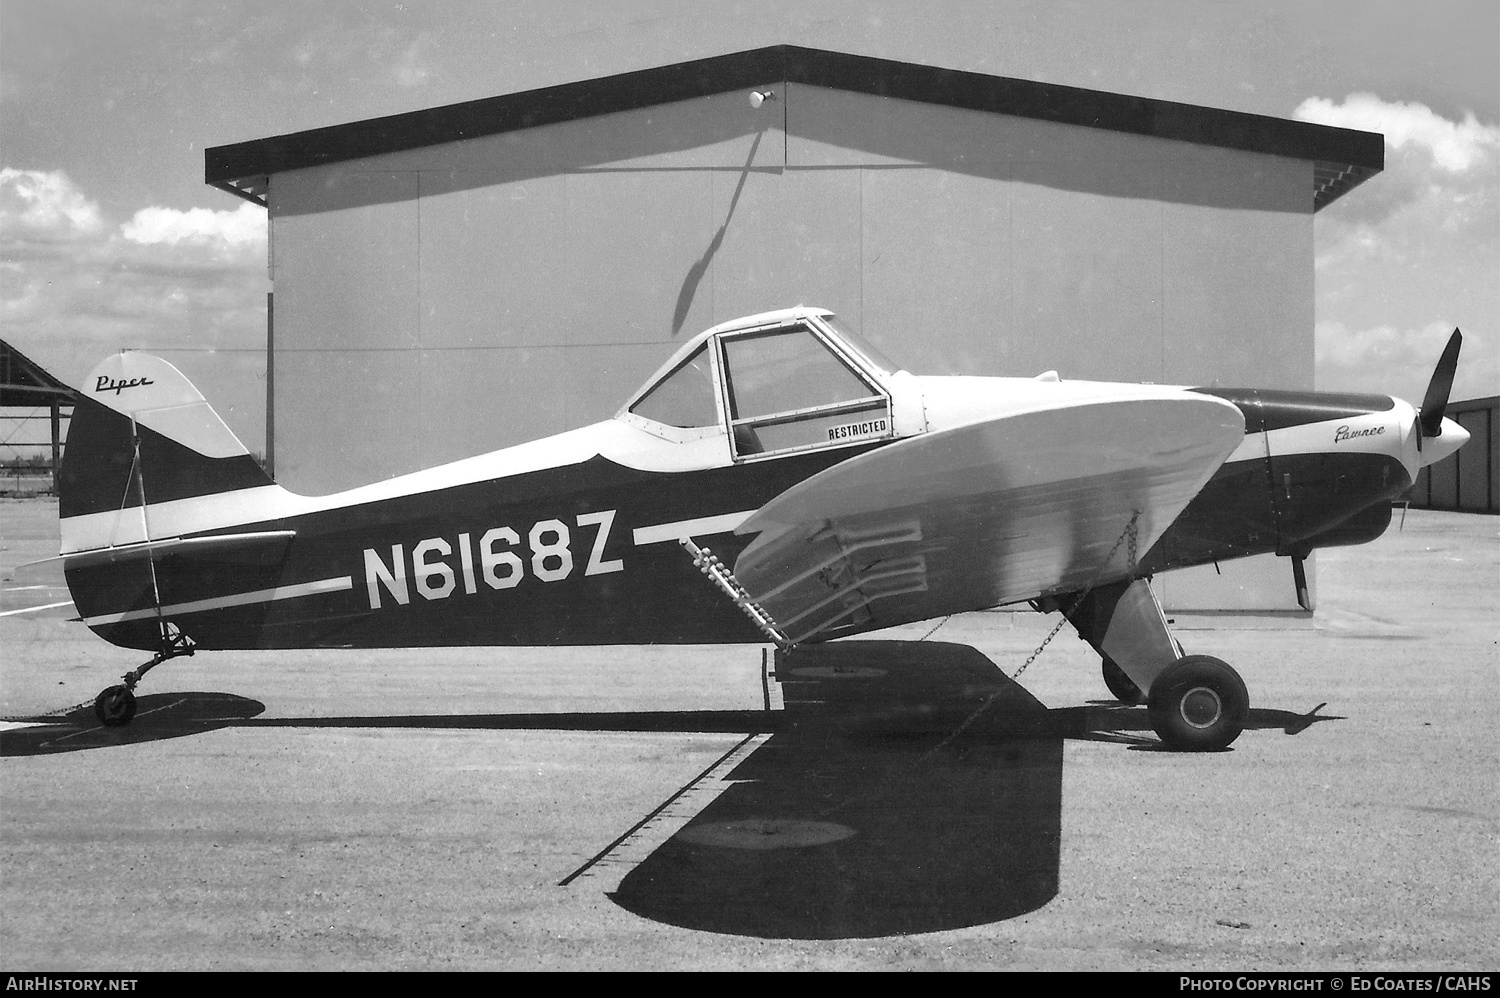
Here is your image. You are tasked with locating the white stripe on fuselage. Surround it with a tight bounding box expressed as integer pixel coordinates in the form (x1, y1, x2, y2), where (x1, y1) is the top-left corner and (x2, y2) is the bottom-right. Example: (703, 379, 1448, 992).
(80, 575, 353, 626)
(59, 419, 691, 554)
(1261, 402, 1414, 459)
(632, 511, 757, 545)
(1252, 401, 1417, 483)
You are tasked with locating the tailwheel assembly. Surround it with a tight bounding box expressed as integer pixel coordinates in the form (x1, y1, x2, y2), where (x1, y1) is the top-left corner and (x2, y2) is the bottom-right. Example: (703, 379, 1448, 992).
(1146, 655, 1249, 751)
(92, 622, 195, 727)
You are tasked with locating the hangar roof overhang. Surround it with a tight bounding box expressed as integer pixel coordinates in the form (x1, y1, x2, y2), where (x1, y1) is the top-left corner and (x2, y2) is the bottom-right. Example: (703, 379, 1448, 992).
(205, 44, 1383, 212)
(1, 339, 81, 409)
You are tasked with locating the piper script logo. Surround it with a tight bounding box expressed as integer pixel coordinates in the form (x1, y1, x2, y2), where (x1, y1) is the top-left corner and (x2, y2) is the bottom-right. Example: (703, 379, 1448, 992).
(94, 375, 155, 395)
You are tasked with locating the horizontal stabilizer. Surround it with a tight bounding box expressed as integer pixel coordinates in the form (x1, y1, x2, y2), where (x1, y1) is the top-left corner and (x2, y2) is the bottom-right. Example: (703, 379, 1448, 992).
(27, 530, 297, 573)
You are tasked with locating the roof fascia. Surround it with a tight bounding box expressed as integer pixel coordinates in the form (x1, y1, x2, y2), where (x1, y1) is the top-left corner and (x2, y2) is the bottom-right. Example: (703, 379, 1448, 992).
(205, 44, 1382, 209)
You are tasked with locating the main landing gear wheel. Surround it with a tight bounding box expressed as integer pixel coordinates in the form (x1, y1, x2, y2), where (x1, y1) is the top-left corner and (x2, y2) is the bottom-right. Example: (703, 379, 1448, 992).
(94, 685, 138, 727)
(1101, 656, 1143, 704)
(1146, 655, 1248, 752)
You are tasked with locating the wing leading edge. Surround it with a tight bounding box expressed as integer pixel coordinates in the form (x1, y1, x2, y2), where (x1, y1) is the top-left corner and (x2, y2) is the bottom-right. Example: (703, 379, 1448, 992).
(731, 394, 1246, 644)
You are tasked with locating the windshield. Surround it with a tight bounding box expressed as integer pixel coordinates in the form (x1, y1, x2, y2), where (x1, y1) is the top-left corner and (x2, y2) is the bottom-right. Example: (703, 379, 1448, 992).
(817, 315, 903, 377)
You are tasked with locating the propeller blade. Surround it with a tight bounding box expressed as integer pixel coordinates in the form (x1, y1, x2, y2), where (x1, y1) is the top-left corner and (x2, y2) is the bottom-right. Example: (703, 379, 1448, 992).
(1419, 328, 1462, 438)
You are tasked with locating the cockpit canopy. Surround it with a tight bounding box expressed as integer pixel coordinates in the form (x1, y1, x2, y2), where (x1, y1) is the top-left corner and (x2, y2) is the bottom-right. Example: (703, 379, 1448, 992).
(621, 308, 901, 461)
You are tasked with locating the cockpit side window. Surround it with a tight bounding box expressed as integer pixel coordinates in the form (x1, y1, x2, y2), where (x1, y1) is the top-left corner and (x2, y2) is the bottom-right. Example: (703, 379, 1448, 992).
(722, 328, 876, 420)
(718, 325, 893, 459)
(629, 344, 717, 428)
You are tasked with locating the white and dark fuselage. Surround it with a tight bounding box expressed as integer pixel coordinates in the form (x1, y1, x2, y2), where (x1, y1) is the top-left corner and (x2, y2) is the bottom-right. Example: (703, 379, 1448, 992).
(56, 307, 1463, 653)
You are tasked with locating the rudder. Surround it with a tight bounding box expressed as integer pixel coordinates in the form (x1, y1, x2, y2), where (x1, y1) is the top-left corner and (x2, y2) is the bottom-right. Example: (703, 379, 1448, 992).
(59, 352, 272, 527)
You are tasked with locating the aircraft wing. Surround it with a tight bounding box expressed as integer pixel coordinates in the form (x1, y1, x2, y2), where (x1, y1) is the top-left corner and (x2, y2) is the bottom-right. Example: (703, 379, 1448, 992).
(730, 394, 1245, 645)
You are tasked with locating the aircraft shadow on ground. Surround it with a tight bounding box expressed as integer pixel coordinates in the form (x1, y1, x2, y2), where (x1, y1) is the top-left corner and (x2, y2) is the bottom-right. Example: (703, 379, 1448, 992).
(0, 692, 265, 756)
(597, 642, 1336, 938)
(0, 640, 1340, 939)
(610, 640, 1063, 938)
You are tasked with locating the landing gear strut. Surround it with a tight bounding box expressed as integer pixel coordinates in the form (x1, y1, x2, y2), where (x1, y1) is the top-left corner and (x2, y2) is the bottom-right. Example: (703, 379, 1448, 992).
(1065, 579, 1250, 751)
(93, 622, 195, 727)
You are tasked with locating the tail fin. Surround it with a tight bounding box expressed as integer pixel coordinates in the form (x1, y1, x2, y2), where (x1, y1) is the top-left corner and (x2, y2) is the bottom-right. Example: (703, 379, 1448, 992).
(60, 353, 272, 530)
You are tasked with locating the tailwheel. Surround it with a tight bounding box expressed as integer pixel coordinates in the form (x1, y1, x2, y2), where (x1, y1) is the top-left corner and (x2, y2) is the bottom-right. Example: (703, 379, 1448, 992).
(91, 622, 194, 728)
(1146, 655, 1249, 751)
(1101, 656, 1143, 704)
(94, 685, 138, 727)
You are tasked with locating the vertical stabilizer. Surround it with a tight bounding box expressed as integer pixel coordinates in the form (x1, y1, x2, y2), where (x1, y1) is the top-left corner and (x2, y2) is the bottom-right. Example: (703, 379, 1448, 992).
(59, 353, 272, 534)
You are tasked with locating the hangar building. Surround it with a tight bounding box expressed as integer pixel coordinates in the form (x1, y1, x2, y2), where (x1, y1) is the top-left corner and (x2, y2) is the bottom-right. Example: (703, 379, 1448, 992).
(204, 45, 1382, 611)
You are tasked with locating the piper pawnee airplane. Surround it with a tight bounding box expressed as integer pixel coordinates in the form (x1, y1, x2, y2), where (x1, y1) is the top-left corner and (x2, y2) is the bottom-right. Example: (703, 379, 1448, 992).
(49, 306, 1469, 751)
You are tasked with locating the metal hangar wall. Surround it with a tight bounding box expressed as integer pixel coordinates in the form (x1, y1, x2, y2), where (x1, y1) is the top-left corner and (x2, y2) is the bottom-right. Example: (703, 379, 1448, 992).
(206, 46, 1382, 611)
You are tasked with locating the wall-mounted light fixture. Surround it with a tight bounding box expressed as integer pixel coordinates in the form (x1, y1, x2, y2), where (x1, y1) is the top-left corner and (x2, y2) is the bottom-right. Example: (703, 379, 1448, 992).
(748, 89, 777, 109)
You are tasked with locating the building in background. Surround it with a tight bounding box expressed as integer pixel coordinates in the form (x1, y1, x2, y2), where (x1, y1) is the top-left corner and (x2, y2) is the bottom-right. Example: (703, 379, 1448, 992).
(1408, 395, 1498, 514)
(204, 45, 1383, 610)
(0, 340, 80, 496)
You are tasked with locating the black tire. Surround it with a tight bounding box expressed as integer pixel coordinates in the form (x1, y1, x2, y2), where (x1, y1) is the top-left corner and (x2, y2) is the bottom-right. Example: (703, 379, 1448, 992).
(1146, 655, 1248, 751)
(1101, 656, 1143, 703)
(94, 685, 137, 727)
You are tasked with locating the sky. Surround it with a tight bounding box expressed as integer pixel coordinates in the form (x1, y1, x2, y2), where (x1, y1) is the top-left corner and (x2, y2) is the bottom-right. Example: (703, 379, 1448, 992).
(1, 0, 1496, 458)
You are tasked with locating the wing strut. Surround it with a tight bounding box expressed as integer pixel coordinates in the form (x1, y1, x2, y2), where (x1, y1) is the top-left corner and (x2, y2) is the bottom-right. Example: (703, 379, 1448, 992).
(680, 538, 793, 651)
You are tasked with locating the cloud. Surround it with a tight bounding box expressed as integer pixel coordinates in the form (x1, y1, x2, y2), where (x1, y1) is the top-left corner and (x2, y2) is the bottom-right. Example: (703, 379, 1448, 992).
(0, 169, 270, 450)
(1316, 318, 1453, 378)
(1316, 320, 1495, 405)
(1295, 93, 1499, 173)
(0, 168, 105, 241)
(2, 172, 267, 345)
(1294, 95, 1498, 235)
(1293, 95, 1498, 406)
(122, 203, 267, 257)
